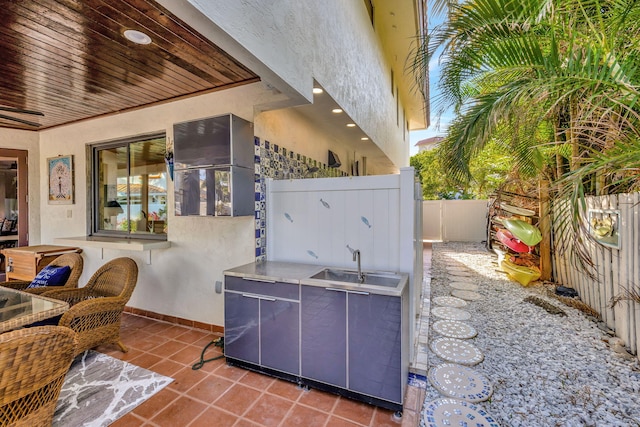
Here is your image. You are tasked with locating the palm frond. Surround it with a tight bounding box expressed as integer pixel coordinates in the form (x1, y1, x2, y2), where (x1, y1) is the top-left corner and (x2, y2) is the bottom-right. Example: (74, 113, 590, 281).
(409, 0, 640, 279)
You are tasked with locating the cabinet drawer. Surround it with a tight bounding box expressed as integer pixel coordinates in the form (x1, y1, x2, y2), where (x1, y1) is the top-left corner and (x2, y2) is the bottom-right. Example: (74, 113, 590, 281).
(225, 275, 299, 300)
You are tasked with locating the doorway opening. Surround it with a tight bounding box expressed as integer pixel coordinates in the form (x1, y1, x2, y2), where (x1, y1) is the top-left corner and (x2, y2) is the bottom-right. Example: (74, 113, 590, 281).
(0, 149, 28, 279)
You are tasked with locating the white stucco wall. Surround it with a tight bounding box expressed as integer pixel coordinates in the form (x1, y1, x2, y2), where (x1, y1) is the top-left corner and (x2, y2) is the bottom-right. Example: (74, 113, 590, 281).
(0, 129, 41, 244)
(160, 0, 409, 168)
(256, 108, 354, 176)
(28, 81, 387, 328)
(0, 1, 417, 328)
(36, 84, 278, 327)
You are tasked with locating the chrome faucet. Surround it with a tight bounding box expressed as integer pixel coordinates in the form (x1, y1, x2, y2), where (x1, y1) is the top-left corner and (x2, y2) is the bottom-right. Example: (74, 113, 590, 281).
(352, 249, 365, 283)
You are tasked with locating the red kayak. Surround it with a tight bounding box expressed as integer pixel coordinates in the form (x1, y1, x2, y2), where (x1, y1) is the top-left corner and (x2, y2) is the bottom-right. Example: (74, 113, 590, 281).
(495, 228, 533, 253)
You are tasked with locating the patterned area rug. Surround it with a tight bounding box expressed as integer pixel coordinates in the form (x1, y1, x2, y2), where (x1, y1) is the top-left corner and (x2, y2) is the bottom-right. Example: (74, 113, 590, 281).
(53, 351, 173, 426)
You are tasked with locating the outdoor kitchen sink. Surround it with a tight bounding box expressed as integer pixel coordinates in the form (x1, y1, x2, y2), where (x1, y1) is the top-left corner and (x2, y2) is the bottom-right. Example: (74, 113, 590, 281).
(308, 268, 404, 288)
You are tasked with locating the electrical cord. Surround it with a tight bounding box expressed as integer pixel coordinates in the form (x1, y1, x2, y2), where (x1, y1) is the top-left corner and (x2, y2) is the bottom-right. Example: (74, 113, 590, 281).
(192, 337, 224, 370)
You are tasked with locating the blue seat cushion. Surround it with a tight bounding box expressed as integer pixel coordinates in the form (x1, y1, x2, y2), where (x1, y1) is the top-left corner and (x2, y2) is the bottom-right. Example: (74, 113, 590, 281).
(28, 314, 62, 327)
(27, 265, 72, 288)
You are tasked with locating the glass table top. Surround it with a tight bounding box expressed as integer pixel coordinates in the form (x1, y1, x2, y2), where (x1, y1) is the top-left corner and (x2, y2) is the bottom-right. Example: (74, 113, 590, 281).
(0, 287, 68, 333)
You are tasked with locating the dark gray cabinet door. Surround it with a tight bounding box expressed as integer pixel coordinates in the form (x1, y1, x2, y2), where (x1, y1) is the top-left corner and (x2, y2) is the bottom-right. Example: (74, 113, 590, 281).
(260, 299, 300, 374)
(348, 293, 402, 403)
(224, 292, 260, 364)
(301, 286, 347, 387)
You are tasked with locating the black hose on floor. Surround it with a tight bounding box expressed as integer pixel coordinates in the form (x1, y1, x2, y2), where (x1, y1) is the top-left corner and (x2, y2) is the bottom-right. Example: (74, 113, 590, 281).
(192, 337, 224, 370)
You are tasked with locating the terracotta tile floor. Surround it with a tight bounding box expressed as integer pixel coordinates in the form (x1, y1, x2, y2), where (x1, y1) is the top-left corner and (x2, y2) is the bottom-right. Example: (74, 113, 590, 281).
(100, 313, 425, 427)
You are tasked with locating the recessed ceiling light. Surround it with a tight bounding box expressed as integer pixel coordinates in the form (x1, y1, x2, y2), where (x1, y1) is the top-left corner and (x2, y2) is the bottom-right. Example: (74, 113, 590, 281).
(124, 29, 152, 45)
(312, 87, 324, 94)
(332, 108, 343, 113)
(346, 123, 356, 128)
(361, 137, 369, 141)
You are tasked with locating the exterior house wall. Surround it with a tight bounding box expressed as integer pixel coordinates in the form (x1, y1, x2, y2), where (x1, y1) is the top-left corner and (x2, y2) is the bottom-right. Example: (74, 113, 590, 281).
(256, 109, 352, 176)
(37, 84, 272, 327)
(162, 0, 409, 169)
(32, 78, 393, 327)
(0, 1, 418, 328)
(255, 108, 390, 177)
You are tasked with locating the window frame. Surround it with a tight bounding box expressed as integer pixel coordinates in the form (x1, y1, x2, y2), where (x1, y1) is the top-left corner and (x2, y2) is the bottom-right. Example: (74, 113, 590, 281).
(90, 132, 168, 241)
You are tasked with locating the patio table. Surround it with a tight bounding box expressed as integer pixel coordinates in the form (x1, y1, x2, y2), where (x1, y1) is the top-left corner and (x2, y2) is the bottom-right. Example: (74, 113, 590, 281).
(0, 287, 68, 333)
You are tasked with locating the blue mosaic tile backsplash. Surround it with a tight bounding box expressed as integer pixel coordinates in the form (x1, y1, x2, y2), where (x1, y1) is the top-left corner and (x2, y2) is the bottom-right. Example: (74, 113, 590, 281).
(254, 137, 347, 261)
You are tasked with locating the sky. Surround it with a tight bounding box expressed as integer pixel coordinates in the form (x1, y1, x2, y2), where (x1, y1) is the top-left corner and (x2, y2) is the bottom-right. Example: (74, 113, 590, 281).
(408, 6, 452, 156)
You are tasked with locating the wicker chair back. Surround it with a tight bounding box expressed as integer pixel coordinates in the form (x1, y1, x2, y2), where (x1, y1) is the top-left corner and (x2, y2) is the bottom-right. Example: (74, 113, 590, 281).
(84, 257, 138, 299)
(0, 326, 77, 426)
(43, 257, 138, 356)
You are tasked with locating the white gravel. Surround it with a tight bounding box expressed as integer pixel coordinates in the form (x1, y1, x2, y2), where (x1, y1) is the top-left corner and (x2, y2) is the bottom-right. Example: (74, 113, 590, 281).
(421, 242, 640, 427)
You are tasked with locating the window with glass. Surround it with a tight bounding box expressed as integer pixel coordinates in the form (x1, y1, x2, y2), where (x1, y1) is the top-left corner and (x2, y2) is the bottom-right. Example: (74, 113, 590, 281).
(92, 134, 168, 239)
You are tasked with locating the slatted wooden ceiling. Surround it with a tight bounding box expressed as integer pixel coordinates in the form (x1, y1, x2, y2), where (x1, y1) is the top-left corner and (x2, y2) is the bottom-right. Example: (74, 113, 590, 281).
(0, 0, 259, 130)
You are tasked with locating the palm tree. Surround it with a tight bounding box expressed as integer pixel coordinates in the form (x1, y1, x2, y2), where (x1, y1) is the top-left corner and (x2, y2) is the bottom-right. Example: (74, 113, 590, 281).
(410, 0, 640, 281)
(426, 0, 640, 181)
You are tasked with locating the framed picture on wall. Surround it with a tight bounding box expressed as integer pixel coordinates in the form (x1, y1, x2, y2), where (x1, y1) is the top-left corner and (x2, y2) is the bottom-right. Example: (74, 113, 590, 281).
(588, 209, 620, 249)
(48, 155, 74, 204)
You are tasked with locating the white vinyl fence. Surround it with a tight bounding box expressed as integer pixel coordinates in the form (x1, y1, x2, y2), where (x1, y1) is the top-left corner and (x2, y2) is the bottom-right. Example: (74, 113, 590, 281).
(266, 168, 423, 360)
(422, 200, 488, 242)
(552, 192, 640, 357)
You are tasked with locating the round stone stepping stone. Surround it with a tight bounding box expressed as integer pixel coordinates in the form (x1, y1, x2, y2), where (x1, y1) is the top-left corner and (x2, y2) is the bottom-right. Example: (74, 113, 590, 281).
(430, 337, 484, 365)
(431, 306, 471, 321)
(449, 282, 479, 291)
(424, 398, 499, 427)
(428, 363, 493, 402)
(432, 320, 477, 339)
(433, 296, 467, 308)
(451, 289, 483, 301)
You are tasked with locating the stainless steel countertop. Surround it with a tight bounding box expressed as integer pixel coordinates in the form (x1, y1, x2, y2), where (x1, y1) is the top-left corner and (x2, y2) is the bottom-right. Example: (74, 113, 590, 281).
(224, 261, 408, 296)
(224, 261, 325, 284)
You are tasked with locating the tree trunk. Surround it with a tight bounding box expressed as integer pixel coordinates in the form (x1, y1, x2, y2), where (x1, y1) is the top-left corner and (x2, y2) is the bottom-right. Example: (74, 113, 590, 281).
(556, 152, 563, 181)
(539, 179, 552, 281)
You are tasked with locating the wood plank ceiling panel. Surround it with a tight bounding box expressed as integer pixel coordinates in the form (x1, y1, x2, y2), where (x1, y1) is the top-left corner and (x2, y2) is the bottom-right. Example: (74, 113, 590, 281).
(0, 0, 259, 130)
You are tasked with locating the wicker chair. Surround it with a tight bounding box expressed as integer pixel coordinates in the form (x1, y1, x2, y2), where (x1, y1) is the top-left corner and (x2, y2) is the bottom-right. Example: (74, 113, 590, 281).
(0, 252, 84, 295)
(42, 257, 138, 356)
(0, 326, 77, 427)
